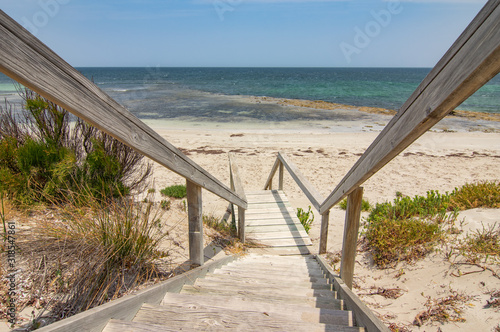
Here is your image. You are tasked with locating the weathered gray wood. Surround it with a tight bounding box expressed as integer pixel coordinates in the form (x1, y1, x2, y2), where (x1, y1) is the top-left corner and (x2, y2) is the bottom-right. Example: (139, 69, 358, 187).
(316, 255, 390, 332)
(161, 292, 352, 326)
(212, 269, 328, 284)
(340, 187, 363, 290)
(248, 238, 312, 247)
(278, 152, 325, 211)
(228, 153, 246, 242)
(0, 10, 246, 209)
(181, 285, 343, 310)
(320, 1, 500, 214)
(238, 205, 245, 243)
(246, 230, 309, 239)
(219, 265, 323, 278)
(187, 180, 203, 266)
(202, 274, 331, 289)
(319, 210, 330, 254)
(103, 320, 178, 332)
(36, 255, 236, 332)
(279, 160, 284, 190)
(133, 303, 361, 332)
(263, 158, 280, 190)
(193, 279, 336, 298)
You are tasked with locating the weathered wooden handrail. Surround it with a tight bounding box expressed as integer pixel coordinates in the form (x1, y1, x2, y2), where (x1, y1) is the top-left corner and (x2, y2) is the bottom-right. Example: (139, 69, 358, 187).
(0, 10, 247, 211)
(229, 153, 246, 242)
(320, 0, 500, 214)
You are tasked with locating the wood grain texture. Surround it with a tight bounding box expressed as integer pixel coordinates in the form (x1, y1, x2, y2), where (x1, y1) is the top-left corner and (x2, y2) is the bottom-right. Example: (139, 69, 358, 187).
(340, 187, 364, 290)
(319, 210, 330, 255)
(316, 255, 390, 332)
(187, 180, 203, 266)
(161, 292, 352, 326)
(263, 157, 280, 190)
(133, 303, 362, 332)
(0, 10, 246, 209)
(320, 1, 500, 213)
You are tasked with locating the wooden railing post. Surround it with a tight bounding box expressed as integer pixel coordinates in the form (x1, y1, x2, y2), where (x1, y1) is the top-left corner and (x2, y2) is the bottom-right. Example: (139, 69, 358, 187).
(340, 187, 363, 289)
(187, 179, 203, 266)
(278, 161, 284, 190)
(238, 207, 245, 243)
(319, 210, 330, 254)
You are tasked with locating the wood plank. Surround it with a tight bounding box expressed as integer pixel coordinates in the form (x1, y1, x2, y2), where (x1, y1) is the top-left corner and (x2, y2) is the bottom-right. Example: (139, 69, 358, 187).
(278, 152, 325, 211)
(263, 158, 281, 190)
(249, 238, 313, 247)
(320, 1, 500, 213)
(246, 224, 304, 233)
(316, 255, 390, 332)
(245, 230, 309, 239)
(134, 304, 362, 332)
(193, 279, 336, 299)
(340, 187, 363, 290)
(103, 319, 178, 332)
(226, 261, 323, 272)
(247, 246, 312, 256)
(187, 180, 203, 266)
(320, 210, 330, 255)
(35, 256, 236, 332)
(219, 266, 322, 278)
(202, 274, 331, 289)
(161, 292, 352, 326)
(0, 10, 247, 209)
(211, 270, 328, 284)
(180, 285, 343, 310)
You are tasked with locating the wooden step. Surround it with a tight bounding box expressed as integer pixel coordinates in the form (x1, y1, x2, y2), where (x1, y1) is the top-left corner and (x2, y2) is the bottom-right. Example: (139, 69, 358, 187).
(218, 266, 324, 279)
(210, 270, 328, 285)
(137, 303, 360, 331)
(202, 273, 332, 289)
(226, 260, 322, 271)
(161, 292, 353, 326)
(193, 279, 336, 299)
(109, 303, 364, 331)
(181, 285, 343, 310)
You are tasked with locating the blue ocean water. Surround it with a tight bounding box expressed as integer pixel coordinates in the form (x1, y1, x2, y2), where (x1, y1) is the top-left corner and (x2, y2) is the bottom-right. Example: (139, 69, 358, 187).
(1, 68, 499, 121)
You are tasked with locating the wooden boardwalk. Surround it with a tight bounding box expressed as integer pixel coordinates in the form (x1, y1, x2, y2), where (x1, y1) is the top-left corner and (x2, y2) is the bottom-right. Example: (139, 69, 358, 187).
(103, 254, 365, 332)
(245, 190, 313, 255)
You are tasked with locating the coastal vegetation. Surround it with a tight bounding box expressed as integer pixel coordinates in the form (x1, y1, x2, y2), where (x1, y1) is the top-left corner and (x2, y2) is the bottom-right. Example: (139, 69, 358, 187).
(0, 89, 152, 206)
(0, 90, 172, 328)
(363, 181, 500, 268)
(296, 206, 314, 234)
(160, 184, 187, 199)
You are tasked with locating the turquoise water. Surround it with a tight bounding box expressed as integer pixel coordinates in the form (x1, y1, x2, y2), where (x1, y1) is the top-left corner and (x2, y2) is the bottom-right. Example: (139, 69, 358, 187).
(1, 68, 498, 121)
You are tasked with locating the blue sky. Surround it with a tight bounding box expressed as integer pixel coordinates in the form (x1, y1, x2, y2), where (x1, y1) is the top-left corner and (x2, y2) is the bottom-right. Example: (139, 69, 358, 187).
(1, 0, 488, 67)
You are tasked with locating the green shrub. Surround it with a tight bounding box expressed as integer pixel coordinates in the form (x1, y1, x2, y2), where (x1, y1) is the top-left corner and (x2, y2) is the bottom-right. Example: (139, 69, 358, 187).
(160, 185, 187, 199)
(297, 206, 314, 234)
(449, 181, 500, 210)
(0, 89, 152, 205)
(339, 197, 372, 212)
(364, 190, 457, 268)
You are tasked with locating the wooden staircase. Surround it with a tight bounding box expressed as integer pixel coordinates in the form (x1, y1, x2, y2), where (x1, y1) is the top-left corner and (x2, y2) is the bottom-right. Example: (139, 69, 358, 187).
(103, 254, 364, 331)
(246, 190, 313, 255)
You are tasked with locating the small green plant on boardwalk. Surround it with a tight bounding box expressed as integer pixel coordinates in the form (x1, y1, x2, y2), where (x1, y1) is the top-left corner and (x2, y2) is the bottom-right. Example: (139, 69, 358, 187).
(297, 206, 314, 234)
(160, 184, 187, 199)
(364, 190, 457, 268)
(339, 197, 372, 212)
